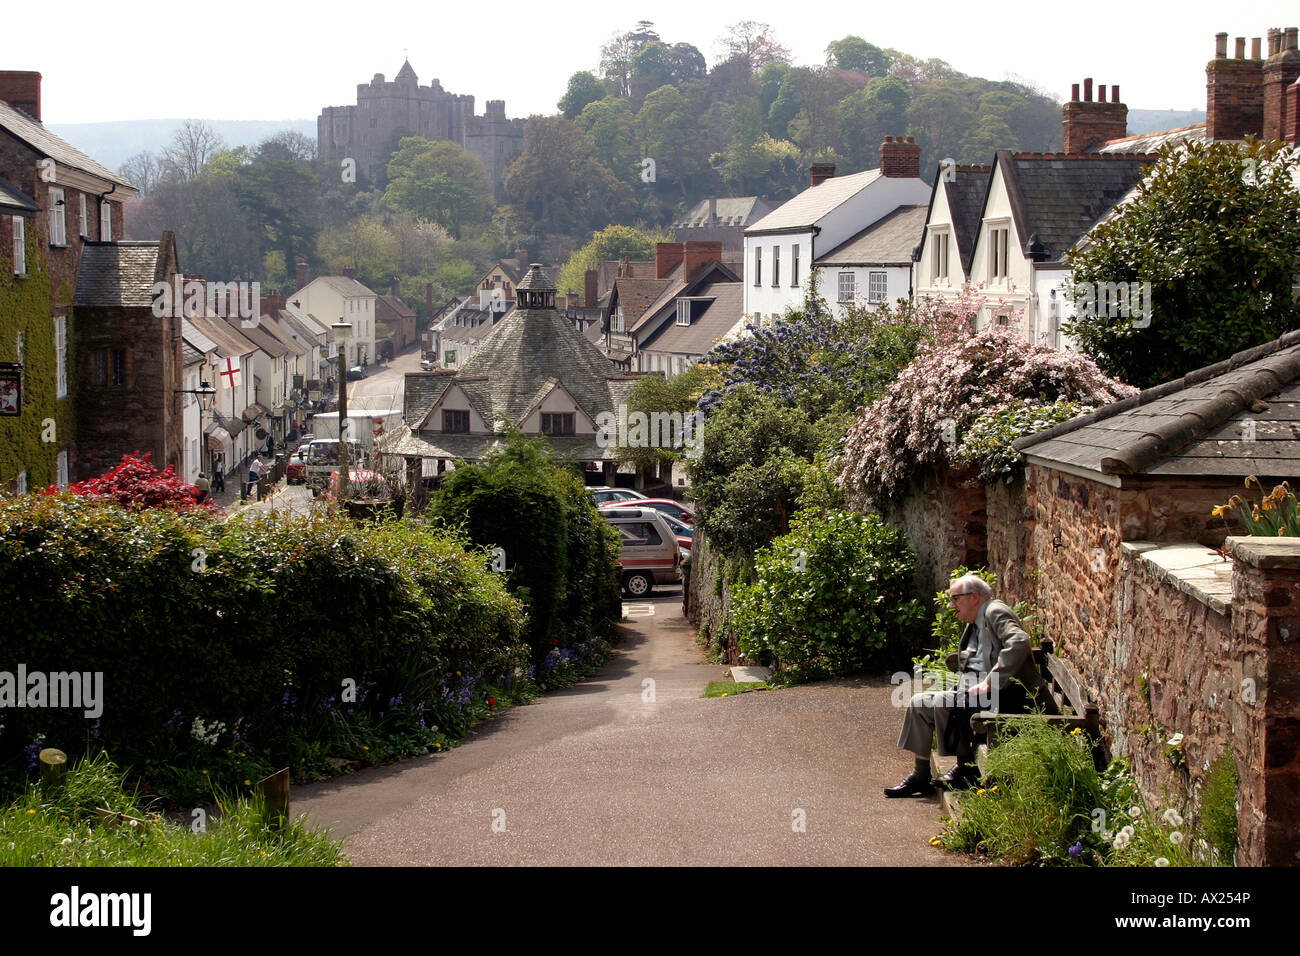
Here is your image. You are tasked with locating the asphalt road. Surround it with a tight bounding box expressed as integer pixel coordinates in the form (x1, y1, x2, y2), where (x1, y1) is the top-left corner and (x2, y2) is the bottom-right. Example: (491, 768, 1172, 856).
(291, 588, 968, 867)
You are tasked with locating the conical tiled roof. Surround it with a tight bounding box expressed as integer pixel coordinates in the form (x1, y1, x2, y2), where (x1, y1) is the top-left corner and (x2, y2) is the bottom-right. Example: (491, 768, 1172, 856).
(457, 276, 624, 426)
(395, 59, 418, 82)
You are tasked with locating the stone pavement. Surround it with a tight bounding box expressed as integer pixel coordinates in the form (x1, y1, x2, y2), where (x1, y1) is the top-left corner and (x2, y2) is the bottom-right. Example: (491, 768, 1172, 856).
(292, 591, 973, 867)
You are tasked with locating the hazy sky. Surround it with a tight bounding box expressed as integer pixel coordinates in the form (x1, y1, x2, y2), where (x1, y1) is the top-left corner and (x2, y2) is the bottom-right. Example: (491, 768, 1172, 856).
(19, 0, 1299, 124)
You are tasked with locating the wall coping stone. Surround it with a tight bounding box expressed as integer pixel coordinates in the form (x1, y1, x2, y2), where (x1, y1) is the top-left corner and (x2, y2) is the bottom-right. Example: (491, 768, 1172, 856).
(1128, 540, 1233, 614)
(1224, 535, 1300, 570)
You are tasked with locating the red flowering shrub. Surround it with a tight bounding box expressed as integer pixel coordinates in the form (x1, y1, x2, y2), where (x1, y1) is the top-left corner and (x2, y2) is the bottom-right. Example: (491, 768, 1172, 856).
(49, 451, 218, 514)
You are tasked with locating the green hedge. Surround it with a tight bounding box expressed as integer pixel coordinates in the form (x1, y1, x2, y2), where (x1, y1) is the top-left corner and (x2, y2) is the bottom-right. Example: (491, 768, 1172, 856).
(0, 493, 527, 797)
(430, 434, 622, 662)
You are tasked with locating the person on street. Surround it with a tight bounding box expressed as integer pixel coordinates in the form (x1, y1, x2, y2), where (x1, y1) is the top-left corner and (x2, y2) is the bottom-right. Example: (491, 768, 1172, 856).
(247, 455, 264, 500)
(193, 472, 211, 504)
(212, 457, 225, 493)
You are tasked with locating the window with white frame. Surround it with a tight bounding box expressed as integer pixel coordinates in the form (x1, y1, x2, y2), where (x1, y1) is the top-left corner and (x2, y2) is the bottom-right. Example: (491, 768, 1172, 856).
(56, 450, 68, 489)
(753, 247, 762, 286)
(791, 244, 800, 286)
(676, 299, 690, 326)
(100, 200, 112, 241)
(54, 316, 66, 398)
(12, 217, 25, 275)
(772, 245, 780, 286)
(931, 231, 949, 281)
(48, 188, 67, 246)
(989, 224, 1010, 280)
(837, 272, 856, 302)
(79, 193, 89, 237)
(612, 306, 625, 333)
(868, 272, 888, 304)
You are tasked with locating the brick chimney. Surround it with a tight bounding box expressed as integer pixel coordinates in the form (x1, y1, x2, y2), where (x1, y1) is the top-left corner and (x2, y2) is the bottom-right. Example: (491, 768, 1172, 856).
(425, 281, 434, 313)
(879, 136, 922, 178)
(809, 162, 836, 186)
(514, 247, 528, 263)
(1062, 79, 1128, 153)
(584, 268, 598, 307)
(682, 241, 722, 281)
(708, 196, 718, 223)
(655, 242, 684, 278)
(390, 276, 401, 299)
(1207, 32, 1265, 141)
(342, 266, 356, 281)
(0, 71, 41, 121)
(294, 256, 309, 291)
(259, 290, 285, 317)
(1264, 27, 1300, 142)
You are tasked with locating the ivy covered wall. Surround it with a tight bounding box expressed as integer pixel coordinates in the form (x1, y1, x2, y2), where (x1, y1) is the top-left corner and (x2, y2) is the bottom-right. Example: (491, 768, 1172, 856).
(0, 221, 75, 490)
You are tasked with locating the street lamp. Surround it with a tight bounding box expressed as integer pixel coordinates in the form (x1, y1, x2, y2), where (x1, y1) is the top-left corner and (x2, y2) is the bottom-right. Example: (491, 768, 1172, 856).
(331, 322, 352, 502)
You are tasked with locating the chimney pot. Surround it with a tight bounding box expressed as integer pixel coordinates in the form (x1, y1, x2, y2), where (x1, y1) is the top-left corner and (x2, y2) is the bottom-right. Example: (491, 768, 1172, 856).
(1252, 37, 1262, 59)
(1098, 84, 1107, 103)
(809, 162, 836, 186)
(1216, 32, 1229, 59)
(1269, 28, 1281, 57)
(1071, 82, 1080, 101)
(1288, 27, 1299, 51)
(1083, 78, 1093, 101)
(1112, 84, 1120, 102)
(1236, 37, 1247, 59)
(905, 135, 914, 143)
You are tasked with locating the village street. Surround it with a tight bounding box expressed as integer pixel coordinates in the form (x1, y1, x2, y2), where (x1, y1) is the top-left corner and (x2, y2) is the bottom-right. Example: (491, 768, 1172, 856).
(291, 589, 968, 866)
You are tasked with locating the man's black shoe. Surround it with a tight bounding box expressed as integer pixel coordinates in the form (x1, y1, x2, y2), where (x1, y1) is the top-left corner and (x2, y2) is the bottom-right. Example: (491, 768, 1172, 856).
(883, 771, 936, 798)
(932, 763, 980, 791)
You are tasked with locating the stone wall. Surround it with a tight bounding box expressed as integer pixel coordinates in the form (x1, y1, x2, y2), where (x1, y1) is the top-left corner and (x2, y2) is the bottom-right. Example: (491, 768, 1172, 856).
(685, 530, 738, 664)
(879, 464, 988, 597)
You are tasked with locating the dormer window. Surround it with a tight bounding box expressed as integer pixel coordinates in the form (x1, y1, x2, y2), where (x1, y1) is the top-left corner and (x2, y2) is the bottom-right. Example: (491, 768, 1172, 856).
(541, 412, 574, 435)
(930, 230, 950, 281)
(989, 224, 1010, 280)
(676, 299, 690, 326)
(443, 409, 469, 433)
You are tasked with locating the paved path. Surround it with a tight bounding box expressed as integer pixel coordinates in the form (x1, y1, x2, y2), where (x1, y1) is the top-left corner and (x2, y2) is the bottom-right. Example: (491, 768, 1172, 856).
(293, 590, 969, 866)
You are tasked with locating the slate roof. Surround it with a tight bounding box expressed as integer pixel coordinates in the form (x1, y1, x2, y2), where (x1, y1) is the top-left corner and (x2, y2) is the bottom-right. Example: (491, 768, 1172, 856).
(311, 275, 375, 298)
(228, 317, 289, 358)
(995, 151, 1153, 264)
(182, 341, 205, 367)
(673, 196, 777, 228)
(1017, 330, 1300, 480)
(815, 205, 929, 266)
(938, 166, 991, 276)
(0, 177, 38, 214)
(611, 275, 673, 331)
(746, 168, 883, 234)
(185, 314, 258, 359)
(74, 241, 163, 307)
(497, 258, 556, 286)
(381, 424, 615, 462)
(0, 101, 136, 192)
(182, 320, 219, 356)
(631, 260, 740, 336)
(402, 371, 456, 427)
(599, 260, 653, 294)
(377, 293, 415, 319)
(639, 281, 744, 357)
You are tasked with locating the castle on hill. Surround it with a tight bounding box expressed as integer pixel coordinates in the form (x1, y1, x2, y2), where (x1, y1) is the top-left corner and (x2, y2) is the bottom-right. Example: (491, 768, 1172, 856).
(317, 59, 523, 199)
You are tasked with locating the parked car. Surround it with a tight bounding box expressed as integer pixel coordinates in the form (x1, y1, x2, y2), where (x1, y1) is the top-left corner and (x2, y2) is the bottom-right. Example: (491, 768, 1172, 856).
(599, 506, 680, 597)
(347, 365, 365, 381)
(599, 497, 694, 525)
(286, 449, 307, 484)
(589, 487, 648, 505)
(656, 510, 694, 550)
(419, 359, 435, 371)
(304, 438, 363, 495)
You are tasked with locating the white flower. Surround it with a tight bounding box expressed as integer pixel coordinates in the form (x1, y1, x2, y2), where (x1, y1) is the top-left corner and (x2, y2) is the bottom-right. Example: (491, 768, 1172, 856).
(1128, 805, 1142, 818)
(1121, 825, 1135, 838)
(1170, 831, 1184, 845)
(1154, 857, 1170, 867)
(1161, 808, 1184, 827)
(1113, 832, 1131, 850)
(61, 837, 72, 845)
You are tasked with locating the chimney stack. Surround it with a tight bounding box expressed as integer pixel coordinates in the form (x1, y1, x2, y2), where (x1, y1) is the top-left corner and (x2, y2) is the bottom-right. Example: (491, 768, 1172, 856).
(682, 241, 722, 281)
(514, 247, 527, 264)
(879, 136, 922, 178)
(1207, 31, 1265, 141)
(1264, 25, 1300, 142)
(584, 268, 597, 307)
(294, 256, 309, 292)
(708, 196, 718, 223)
(1063, 77, 1128, 152)
(259, 290, 285, 317)
(0, 71, 41, 122)
(342, 266, 356, 281)
(655, 241, 684, 278)
(809, 162, 836, 187)
(391, 276, 400, 298)
(425, 281, 434, 313)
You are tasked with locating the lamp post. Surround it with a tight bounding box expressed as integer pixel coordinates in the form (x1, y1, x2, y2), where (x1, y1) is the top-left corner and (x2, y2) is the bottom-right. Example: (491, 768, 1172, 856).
(332, 322, 352, 502)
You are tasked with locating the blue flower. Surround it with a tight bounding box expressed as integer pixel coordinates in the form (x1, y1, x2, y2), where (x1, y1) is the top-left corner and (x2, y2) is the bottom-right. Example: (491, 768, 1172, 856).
(1068, 841, 1083, 859)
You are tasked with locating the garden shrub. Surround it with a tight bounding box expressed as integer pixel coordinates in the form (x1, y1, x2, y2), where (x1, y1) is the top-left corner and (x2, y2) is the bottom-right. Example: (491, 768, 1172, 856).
(730, 509, 924, 683)
(953, 398, 1094, 484)
(0, 493, 527, 801)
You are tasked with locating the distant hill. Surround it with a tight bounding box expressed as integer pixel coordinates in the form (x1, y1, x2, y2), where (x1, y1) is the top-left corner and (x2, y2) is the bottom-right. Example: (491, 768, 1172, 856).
(47, 119, 318, 172)
(1126, 108, 1206, 136)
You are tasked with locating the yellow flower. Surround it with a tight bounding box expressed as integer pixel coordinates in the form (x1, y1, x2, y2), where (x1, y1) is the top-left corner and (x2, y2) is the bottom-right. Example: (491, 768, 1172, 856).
(1211, 505, 1225, 518)
(721, 692, 728, 697)
(243, 779, 251, 786)
(929, 836, 942, 846)
(1070, 727, 1083, 735)
(977, 788, 987, 795)
(990, 785, 998, 792)
(201, 770, 208, 775)
(25, 809, 35, 815)
(362, 746, 369, 751)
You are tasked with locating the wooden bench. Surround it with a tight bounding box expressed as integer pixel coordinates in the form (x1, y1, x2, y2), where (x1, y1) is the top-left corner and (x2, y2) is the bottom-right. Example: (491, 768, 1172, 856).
(933, 640, 1103, 817)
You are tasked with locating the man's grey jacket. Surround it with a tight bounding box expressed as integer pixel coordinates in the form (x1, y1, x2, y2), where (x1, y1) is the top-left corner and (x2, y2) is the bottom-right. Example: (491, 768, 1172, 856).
(948, 599, 1054, 711)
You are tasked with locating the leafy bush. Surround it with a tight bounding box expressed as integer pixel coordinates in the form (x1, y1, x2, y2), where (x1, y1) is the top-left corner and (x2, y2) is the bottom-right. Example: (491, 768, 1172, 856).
(731, 509, 924, 683)
(0, 493, 528, 802)
(431, 432, 621, 662)
(836, 325, 1135, 504)
(954, 398, 1093, 483)
(47, 451, 216, 514)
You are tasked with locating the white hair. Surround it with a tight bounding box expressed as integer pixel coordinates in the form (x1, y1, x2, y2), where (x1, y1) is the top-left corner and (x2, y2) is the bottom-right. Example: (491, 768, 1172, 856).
(950, 574, 992, 598)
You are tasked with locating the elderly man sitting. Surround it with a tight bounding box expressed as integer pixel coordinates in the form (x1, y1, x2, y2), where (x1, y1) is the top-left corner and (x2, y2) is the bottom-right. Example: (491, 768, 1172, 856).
(884, 574, 1055, 797)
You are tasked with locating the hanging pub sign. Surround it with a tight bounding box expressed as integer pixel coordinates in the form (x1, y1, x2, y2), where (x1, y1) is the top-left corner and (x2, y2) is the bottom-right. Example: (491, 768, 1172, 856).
(0, 363, 21, 416)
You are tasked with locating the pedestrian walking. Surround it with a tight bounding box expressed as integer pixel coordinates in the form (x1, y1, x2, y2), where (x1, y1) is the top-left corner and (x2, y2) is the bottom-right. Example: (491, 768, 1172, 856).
(212, 457, 225, 492)
(247, 455, 264, 500)
(193, 472, 211, 504)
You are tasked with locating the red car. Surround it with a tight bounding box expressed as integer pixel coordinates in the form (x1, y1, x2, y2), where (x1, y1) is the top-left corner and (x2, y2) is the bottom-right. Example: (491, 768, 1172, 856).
(286, 449, 307, 484)
(599, 497, 694, 525)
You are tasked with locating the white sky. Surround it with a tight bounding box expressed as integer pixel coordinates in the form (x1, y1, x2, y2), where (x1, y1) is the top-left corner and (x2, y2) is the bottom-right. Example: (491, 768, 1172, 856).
(20, 0, 1300, 124)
